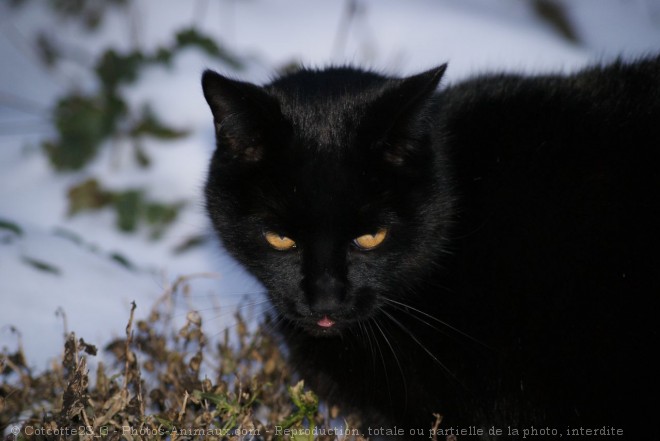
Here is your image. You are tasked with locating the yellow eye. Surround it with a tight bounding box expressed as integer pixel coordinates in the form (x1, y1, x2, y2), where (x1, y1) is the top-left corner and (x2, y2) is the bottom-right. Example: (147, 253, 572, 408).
(354, 228, 388, 250)
(264, 231, 296, 251)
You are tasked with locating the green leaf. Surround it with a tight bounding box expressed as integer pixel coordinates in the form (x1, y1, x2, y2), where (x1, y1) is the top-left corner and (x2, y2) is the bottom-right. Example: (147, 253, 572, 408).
(95, 49, 145, 91)
(172, 234, 207, 255)
(532, 0, 579, 44)
(53, 227, 83, 245)
(144, 202, 178, 225)
(174, 28, 244, 70)
(278, 59, 304, 76)
(8, 0, 30, 9)
(153, 416, 174, 431)
(133, 141, 151, 168)
(279, 381, 319, 432)
(100, 91, 128, 136)
(130, 105, 189, 140)
(49, 0, 86, 17)
(113, 189, 143, 232)
(109, 252, 134, 270)
(66, 179, 182, 238)
(44, 95, 109, 171)
(47, 0, 128, 31)
(67, 178, 113, 216)
(0, 219, 23, 237)
(22, 256, 61, 275)
(144, 201, 182, 240)
(151, 47, 175, 66)
(35, 32, 61, 67)
(195, 391, 230, 408)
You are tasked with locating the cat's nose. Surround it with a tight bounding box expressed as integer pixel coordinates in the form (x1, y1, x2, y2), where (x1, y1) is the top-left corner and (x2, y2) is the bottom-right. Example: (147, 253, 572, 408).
(307, 273, 346, 315)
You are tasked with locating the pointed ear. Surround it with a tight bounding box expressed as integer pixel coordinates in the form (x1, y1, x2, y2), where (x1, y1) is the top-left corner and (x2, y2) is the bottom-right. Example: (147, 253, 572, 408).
(388, 64, 446, 112)
(365, 64, 447, 166)
(202, 70, 281, 162)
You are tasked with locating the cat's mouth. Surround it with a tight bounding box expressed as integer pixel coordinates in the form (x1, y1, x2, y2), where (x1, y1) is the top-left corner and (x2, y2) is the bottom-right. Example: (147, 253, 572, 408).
(281, 296, 365, 336)
(293, 314, 347, 336)
(317, 315, 336, 328)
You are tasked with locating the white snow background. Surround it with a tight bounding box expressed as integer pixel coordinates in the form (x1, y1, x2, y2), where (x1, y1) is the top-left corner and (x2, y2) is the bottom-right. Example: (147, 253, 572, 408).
(1, 0, 660, 370)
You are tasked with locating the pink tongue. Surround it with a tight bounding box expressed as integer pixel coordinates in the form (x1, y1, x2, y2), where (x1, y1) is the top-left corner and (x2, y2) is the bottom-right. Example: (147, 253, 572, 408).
(317, 316, 335, 328)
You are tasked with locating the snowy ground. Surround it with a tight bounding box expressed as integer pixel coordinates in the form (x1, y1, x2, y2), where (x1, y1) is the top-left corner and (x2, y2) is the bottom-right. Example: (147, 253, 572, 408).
(1, 0, 659, 370)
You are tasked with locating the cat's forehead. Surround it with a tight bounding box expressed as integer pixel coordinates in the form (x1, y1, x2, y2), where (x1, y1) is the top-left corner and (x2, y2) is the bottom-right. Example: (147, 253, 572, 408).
(283, 150, 372, 203)
(259, 147, 385, 229)
(265, 68, 390, 148)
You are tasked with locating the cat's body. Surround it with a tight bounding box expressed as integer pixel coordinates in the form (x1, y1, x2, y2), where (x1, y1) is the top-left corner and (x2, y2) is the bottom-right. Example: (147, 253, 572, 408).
(202, 57, 660, 439)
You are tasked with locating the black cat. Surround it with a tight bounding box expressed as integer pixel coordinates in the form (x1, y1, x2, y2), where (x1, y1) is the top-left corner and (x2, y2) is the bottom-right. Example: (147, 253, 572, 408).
(202, 56, 660, 439)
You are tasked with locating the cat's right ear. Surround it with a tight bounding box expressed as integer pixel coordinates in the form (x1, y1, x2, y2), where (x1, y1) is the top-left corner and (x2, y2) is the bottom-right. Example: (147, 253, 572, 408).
(202, 70, 280, 162)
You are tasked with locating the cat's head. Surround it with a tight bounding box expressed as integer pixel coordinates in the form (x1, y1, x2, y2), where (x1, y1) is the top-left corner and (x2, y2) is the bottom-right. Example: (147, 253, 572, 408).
(202, 66, 453, 336)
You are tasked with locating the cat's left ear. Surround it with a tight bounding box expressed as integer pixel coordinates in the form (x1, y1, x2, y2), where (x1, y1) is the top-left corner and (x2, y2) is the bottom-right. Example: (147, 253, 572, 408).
(202, 70, 281, 162)
(366, 64, 447, 166)
(390, 64, 447, 111)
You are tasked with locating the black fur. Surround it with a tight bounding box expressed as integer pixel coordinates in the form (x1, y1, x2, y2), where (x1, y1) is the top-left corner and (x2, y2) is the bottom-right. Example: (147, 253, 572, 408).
(202, 57, 660, 439)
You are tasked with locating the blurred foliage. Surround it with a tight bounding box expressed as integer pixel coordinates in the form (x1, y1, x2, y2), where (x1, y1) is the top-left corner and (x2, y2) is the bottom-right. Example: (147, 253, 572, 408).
(131, 105, 189, 141)
(173, 234, 209, 255)
(53, 226, 136, 269)
(44, 26, 244, 174)
(43, 94, 116, 170)
(0, 219, 24, 237)
(67, 178, 112, 215)
(0, 217, 140, 276)
(21, 256, 62, 275)
(9, 0, 128, 30)
(34, 32, 61, 67)
(174, 28, 244, 70)
(8, 0, 244, 243)
(531, 0, 579, 44)
(68, 178, 184, 240)
(44, 41, 197, 172)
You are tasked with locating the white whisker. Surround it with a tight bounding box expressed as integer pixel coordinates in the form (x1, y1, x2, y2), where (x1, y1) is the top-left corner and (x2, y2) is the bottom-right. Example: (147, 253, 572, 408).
(379, 308, 466, 391)
(382, 297, 490, 350)
(372, 317, 407, 405)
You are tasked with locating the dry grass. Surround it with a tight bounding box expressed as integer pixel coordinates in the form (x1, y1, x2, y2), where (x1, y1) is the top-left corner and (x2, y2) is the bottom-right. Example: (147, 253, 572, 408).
(0, 277, 366, 441)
